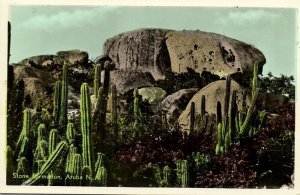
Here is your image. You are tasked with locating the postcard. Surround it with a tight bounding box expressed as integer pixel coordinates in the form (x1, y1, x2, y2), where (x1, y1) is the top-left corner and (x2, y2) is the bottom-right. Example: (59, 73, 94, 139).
(0, 0, 298, 194)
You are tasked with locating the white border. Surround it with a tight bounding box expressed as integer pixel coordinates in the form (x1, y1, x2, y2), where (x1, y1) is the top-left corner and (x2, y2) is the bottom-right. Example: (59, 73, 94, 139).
(0, 0, 299, 194)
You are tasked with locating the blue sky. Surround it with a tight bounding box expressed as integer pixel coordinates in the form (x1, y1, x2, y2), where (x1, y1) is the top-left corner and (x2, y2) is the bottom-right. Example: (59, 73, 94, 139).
(10, 6, 297, 78)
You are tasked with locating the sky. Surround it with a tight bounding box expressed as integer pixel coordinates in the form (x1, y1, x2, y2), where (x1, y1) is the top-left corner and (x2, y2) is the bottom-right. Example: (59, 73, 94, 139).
(9, 6, 297, 78)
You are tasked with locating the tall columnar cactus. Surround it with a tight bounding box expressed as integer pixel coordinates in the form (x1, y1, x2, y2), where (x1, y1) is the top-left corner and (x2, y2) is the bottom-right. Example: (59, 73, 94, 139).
(8, 21, 11, 64)
(66, 123, 75, 145)
(80, 83, 93, 172)
(252, 61, 259, 102)
(236, 61, 266, 138)
(93, 86, 104, 123)
(48, 129, 58, 156)
(200, 95, 206, 117)
(111, 84, 118, 137)
(23, 141, 69, 185)
(133, 88, 142, 130)
(33, 124, 48, 172)
(15, 109, 31, 159)
(53, 81, 62, 124)
(103, 61, 111, 96)
(94, 64, 102, 98)
(16, 157, 29, 182)
(65, 153, 82, 186)
(162, 112, 168, 131)
(161, 165, 171, 187)
(6, 146, 15, 184)
(229, 90, 238, 141)
(189, 102, 195, 133)
(94, 166, 107, 186)
(94, 152, 104, 173)
(215, 76, 233, 154)
(59, 64, 68, 128)
(176, 160, 188, 188)
(81, 166, 93, 186)
(216, 101, 222, 124)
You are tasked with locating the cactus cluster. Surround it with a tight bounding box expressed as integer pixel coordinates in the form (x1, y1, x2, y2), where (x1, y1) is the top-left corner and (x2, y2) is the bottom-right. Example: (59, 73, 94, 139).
(215, 62, 267, 155)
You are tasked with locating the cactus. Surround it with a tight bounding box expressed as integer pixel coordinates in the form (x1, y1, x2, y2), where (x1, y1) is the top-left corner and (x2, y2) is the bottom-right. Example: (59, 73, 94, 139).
(66, 123, 75, 145)
(8, 21, 11, 64)
(216, 101, 222, 124)
(133, 88, 143, 130)
(229, 90, 238, 141)
(252, 61, 259, 102)
(6, 146, 15, 184)
(81, 166, 93, 186)
(53, 81, 61, 124)
(93, 64, 102, 98)
(15, 109, 31, 159)
(200, 95, 206, 117)
(94, 166, 107, 186)
(176, 160, 188, 187)
(23, 141, 69, 185)
(215, 76, 233, 154)
(94, 152, 104, 173)
(59, 64, 68, 128)
(35, 98, 42, 113)
(48, 129, 58, 156)
(189, 102, 195, 133)
(103, 61, 110, 96)
(65, 153, 82, 186)
(16, 157, 30, 182)
(162, 112, 168, 131)
(111, 84, 118, 137)
(93, 86, 104, 123)
(161, 165, 171, 187)
(80, 83, 94, 172)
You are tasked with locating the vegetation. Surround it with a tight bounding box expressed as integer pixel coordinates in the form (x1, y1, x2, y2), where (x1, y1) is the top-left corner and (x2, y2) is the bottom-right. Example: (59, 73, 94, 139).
(6, 60, 294, 188)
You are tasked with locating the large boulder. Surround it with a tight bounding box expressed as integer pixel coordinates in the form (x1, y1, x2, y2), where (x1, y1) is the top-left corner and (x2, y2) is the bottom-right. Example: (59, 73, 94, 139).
(166, 30, 266, 78)
(14, 65, 55, 105)
(110, 70, 156, 94)
(160, 88, 199, 123)
(104, 28, 173, 80)
(18, 49, 89, 67)
(178, 80, 248, 132)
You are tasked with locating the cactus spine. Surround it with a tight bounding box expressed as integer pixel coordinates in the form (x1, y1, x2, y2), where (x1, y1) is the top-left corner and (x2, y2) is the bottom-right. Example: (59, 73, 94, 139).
(23, 141, 69, 185)
(49, 129, 58, 156)
(94, 64, 102, 98)
(53, 81, 62, 124)
(189, 102, 195, 133)
(80, 83, 93, 172)
(59, 64, 68, 128)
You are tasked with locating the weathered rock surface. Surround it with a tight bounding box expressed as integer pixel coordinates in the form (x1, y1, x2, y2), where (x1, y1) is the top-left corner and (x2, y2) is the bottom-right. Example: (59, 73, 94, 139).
(104, 28, 173, 80)
(138, 87, 167, 105)
(14, 65, 55, 105)
(19, 49, 89, 67)
(160, 88, 199, 123)
(110, 70, 156, 94)
(103, 28, 266, 81)
(166, 30, 266, 78)
(178, 80, 248, 132)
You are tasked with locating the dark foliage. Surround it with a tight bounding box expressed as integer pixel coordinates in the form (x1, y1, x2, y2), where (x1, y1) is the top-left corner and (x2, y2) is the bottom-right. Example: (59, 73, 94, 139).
(259, 72, 295, 99)
(156, 68, 220, 95)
